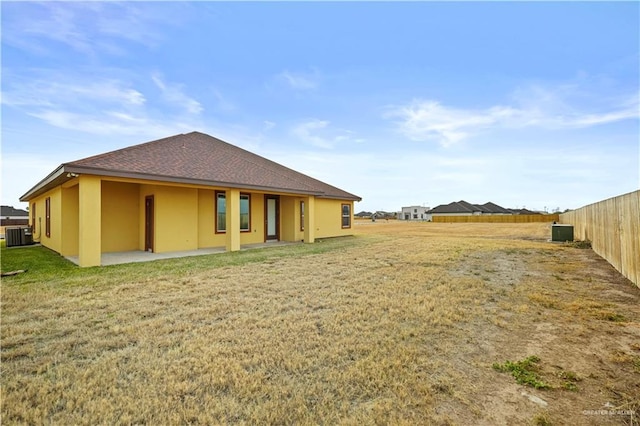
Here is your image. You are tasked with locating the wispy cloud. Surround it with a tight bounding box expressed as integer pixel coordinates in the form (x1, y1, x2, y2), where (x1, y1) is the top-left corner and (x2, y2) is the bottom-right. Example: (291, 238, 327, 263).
(263, 121, 276, 131)
(2, 70, 203, 137)
(291, 119, 359, 149)
(387, 84, 639, 147)
(151, 73, 203, 115)
(277, 69, 321, 90)
(2, 78, 145, 109)
(2, 2, 188, 56)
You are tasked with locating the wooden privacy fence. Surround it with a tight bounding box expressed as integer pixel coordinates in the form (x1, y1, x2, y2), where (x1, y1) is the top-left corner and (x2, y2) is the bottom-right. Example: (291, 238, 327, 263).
(432, 214, 559, 223)
(560, 190, 639, 287)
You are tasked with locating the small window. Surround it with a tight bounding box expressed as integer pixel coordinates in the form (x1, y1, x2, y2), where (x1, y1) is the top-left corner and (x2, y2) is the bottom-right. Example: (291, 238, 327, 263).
(31, 203, 36, 234)
(216, 192, 226, 233)
(240, 194, 250, 232)
(45, 197, 51, 238)
(341, 203, 351, 229)
(300, 201, 305, 231)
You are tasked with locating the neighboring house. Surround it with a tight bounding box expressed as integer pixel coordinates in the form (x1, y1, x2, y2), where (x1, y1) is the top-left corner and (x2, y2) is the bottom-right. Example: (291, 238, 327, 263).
(373, 211, 396, 219)
(428, 200, 512, 217)
(399, 206, 431, 221)
(355, 211, 373, 218)
(1, 205, 29, 226)
(479, 202, 512, 215)
(428, 200, 484, 216)
(509, 208, 542, 215)
(20, 132, 361, 267)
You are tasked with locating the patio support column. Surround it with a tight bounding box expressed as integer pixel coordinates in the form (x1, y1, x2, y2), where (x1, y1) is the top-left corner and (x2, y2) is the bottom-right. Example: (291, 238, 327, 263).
(225, 188, 241, 252)
(304, 195, 315, 244)
(78, 175, 101, 267)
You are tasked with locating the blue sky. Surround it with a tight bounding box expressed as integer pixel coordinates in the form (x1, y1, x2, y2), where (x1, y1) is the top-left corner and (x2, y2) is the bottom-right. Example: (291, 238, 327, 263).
(2, 1, 638, 213)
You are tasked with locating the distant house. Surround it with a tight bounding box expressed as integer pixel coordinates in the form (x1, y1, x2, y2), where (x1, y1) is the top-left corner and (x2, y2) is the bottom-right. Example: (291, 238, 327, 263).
(509, 208, 542, 215)
(373, 211, 396, 219)
(355, 211, 373, 218)
(399, 206, 431, 221)
(428, 200, 512, 217)
(20, 132, 361, 267)
(1, 205, 29, 226)
(479, 202, 512, 215)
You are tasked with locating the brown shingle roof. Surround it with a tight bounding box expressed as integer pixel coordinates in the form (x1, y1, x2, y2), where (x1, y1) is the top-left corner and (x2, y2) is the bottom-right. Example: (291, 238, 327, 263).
(479, 202, 511, 214)
(21, 132, 361, 201)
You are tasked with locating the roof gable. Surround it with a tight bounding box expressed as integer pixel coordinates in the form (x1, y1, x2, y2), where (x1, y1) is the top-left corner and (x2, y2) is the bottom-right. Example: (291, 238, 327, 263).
(480, 202, 511, 214)
(21, 132, 361, 202)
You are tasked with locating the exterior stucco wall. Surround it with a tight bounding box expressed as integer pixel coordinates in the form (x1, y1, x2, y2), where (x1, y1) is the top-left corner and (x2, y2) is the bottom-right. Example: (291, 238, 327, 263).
(280, 196, 305, 242)
(314, 198, 354, 239)
(61, 184, 79, 256)
(197, 189, 223, 249)
(30, 187, 63, 253)
(140, 184, 199, 253)
(101, 181, 139, 253)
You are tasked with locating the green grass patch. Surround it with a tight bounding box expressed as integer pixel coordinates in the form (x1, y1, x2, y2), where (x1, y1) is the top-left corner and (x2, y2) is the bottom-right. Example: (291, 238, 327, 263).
(493, 356, 551, 389)
(1, 235, 363, 292)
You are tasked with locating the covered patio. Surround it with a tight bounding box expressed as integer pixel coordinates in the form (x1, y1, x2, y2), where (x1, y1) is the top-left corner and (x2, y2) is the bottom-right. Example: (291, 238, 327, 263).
(65, 241, 298, 266)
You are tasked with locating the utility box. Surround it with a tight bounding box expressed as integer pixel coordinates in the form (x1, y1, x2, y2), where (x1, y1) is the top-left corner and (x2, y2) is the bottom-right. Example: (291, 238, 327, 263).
(552, 224, 574, 242)
(21, 227, 33, 245)
(5, 226, 33, 247)
(6, 227, 23, 247)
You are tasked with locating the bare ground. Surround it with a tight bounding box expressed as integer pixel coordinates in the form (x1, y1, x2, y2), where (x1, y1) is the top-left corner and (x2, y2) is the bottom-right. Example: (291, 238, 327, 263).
(1, 222, 639, 425)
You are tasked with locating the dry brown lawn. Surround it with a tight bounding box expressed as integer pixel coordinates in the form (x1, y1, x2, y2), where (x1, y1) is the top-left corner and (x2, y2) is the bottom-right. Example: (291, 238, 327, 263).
(2, 222, 639, 425)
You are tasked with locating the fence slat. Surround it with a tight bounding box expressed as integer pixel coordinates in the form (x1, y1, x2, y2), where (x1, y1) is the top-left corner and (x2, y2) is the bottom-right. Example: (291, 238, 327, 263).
(560, 190, 639, 287)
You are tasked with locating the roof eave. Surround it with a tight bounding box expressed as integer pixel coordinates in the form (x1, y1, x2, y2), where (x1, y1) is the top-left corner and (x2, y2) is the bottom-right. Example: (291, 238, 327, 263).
(20, 164, 362, 201)
(19, 165, 69, 202)
(317, 193, 362, 202)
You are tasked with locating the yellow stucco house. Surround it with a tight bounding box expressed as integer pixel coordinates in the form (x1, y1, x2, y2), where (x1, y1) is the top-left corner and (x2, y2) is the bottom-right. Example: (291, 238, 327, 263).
(20, 132, 361, 267)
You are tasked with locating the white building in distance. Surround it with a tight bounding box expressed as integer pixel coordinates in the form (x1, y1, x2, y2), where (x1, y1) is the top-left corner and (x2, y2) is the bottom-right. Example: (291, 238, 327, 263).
(399, 206, 431, 221)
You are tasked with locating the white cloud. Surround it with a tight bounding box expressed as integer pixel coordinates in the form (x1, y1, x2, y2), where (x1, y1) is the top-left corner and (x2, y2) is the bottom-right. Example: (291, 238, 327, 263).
(386, 101, 515, 147)
(2, 70, 204, 137)
(291, 119, 360, 149)
(387, 85, 639, 147)
(1, 2, 185, 56)
(278, 70, 320, 90)
(1, 76, 145, 109)
(29, 110, 192, 138)
(292, 119, 333, 148)
(151, 73, 203, 115)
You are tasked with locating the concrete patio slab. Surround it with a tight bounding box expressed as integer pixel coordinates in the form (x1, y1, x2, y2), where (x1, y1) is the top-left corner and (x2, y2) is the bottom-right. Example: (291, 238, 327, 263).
(65, 240, 298, 266)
